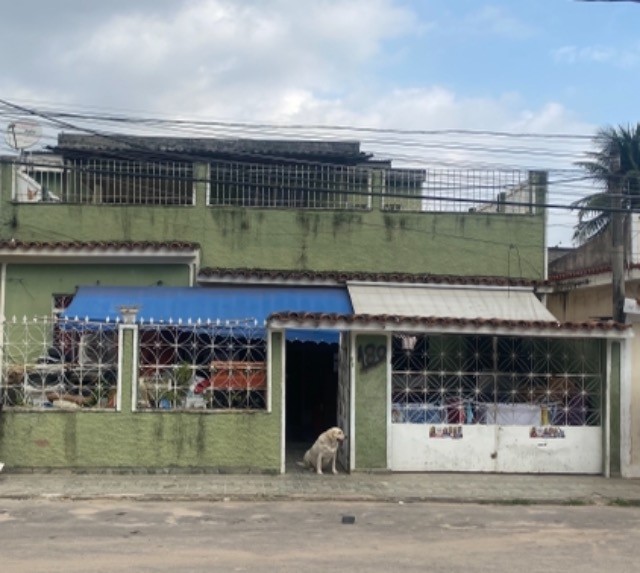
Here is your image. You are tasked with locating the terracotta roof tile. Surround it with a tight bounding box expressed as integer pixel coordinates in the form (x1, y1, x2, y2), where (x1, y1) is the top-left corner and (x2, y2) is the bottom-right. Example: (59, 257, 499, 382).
(198, 267, 548, 288)
(0, 240, 200, 252)
(267, 311, 629, 334)
(549, 263, 640, 282)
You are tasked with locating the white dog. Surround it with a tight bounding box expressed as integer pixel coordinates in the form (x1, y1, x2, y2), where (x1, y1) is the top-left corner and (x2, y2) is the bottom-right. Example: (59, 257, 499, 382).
(301, 427, 346, 474)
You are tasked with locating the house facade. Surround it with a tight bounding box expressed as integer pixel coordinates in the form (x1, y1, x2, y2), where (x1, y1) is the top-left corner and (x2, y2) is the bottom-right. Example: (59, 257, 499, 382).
(0, 133, 627, 475)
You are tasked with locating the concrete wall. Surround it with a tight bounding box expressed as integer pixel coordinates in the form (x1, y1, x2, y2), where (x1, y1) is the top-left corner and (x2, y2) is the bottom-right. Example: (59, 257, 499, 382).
(549, 214, 635, 275)
(0, 329, 283, 472)
(546, 284, 612, 322)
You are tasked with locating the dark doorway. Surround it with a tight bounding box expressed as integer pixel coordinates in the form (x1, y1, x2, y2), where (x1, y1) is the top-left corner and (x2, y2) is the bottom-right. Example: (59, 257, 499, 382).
(285, 340, 339, 469)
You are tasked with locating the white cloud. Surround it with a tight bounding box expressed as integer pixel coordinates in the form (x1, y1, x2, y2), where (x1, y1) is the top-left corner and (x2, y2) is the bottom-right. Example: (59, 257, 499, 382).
(553, 44, 639, 69)
(51, 0, 417, 115)
(0, 0, 600, 247)
(462, 5, 535, 40)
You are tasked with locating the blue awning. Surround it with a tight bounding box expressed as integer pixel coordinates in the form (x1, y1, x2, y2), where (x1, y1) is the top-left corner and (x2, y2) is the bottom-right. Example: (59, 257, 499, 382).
(61, 285, 352, 343)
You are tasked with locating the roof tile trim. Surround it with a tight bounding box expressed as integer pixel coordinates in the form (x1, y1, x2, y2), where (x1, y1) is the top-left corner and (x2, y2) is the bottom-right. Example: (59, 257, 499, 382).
(267, 311, 629, 333)
(199, 267, 548, 288)
(549, 263, 640, 282)
(0, 240, 200, 251)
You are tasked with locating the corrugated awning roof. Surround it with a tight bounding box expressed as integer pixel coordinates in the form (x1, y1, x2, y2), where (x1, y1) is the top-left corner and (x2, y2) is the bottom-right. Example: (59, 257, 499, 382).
(347, 282, 557, 322)
(61, 285, 352, 343)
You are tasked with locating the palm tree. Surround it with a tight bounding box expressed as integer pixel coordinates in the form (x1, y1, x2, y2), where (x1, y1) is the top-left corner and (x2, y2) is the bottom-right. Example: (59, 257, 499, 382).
(572, 123, 640, 244)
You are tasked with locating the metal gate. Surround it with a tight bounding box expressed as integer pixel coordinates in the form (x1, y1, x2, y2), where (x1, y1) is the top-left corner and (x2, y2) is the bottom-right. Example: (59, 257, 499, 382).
(389, 333, 604, 473)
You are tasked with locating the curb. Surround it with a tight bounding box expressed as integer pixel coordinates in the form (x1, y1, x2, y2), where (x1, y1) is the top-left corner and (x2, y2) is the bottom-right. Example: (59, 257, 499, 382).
(0, 492, 637, 505)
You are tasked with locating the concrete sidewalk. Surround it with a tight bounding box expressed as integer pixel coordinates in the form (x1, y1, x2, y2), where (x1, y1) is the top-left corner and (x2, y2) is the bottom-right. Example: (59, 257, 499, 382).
(1, 470, 640, 505)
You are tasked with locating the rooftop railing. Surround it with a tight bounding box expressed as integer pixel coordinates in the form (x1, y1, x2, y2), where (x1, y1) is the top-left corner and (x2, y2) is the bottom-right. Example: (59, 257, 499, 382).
(8, 156, 536, 214)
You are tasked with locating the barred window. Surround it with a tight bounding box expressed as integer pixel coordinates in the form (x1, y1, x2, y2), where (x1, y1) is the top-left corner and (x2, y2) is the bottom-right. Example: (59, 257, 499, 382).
(137, 323, 267, 411)
(1, 318, 118, 410)
(391, 334, 602, 427)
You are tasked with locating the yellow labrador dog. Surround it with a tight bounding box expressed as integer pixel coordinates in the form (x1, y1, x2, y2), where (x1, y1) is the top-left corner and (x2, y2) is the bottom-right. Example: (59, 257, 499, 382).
(301, 426, 346, 474)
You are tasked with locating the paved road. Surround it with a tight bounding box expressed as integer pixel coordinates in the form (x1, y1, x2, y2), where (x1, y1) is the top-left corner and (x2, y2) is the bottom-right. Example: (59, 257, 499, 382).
(1, 499, 639, 572)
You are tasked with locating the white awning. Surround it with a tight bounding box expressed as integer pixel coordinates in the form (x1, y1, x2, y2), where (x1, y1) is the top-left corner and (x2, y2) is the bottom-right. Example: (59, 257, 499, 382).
(347, 282, 557, 322)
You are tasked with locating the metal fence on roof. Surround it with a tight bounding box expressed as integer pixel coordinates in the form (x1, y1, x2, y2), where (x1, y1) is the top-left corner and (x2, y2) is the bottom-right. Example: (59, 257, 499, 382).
(10, 156, 535, 213)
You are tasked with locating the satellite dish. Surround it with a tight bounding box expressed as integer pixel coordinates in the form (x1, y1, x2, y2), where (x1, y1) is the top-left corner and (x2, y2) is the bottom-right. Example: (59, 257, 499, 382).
(5, 120, 42, 150)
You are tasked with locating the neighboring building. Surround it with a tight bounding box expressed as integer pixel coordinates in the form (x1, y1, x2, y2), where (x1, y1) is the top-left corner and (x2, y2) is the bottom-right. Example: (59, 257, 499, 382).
(548, 216, 640, 478)
(0, 133, 628, 476)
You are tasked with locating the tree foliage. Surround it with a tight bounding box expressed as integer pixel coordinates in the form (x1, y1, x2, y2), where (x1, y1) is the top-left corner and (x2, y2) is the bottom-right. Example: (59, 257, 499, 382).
(572, 124, 640, 244)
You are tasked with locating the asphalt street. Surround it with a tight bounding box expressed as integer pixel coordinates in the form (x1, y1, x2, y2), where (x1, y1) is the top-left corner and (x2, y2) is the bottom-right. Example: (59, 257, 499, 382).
(1, 499, 640, 573)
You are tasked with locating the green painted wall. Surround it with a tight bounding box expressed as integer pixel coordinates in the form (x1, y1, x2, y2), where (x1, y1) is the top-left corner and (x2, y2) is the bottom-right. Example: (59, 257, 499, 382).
(0, 166, 547, 279)
(609, 341, 621, 476)
(0, 330, 283, 472)
(354, 334, 388, 469)
(5, 264, 189, 318)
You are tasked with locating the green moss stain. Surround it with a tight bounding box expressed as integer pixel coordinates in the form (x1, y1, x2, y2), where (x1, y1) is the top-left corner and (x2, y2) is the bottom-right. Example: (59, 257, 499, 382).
(63, 414, 78, 464)
(295, 213, 322, 238)
(3, 198, 546, 278)
(153, 415, 165, 444)
(196, 414, 206, 457)
(297, 241, 308, 269)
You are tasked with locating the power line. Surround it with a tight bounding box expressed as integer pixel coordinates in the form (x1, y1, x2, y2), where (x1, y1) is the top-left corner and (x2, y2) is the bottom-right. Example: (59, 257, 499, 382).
(3, 98, 634, 218)
(2, 154, 638, 215)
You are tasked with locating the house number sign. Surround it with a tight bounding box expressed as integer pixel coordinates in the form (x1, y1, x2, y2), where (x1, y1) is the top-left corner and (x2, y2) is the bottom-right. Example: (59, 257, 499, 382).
(357, 343, 386, 371)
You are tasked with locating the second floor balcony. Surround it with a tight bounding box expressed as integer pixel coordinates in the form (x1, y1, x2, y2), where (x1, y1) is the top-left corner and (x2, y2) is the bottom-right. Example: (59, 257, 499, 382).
(6, 154, 540, 215)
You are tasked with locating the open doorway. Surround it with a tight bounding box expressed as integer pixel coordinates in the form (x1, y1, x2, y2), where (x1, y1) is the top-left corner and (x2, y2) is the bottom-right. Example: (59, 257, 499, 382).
(285, 340, 339, 471)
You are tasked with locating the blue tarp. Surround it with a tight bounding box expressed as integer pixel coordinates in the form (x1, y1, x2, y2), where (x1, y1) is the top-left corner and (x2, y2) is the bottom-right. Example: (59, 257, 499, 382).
(60, 285, 352, 343)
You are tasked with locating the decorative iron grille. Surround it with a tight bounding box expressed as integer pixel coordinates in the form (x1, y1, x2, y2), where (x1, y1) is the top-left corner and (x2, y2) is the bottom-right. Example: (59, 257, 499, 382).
(209, 161, 371, 209)
(137, 322, 267, 411)
(391, 334, 602, 426)
(0, 318, 118, 410)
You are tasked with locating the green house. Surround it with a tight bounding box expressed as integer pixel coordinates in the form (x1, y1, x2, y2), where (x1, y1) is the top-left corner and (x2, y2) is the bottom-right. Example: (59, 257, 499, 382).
(0, 134, 628, 475)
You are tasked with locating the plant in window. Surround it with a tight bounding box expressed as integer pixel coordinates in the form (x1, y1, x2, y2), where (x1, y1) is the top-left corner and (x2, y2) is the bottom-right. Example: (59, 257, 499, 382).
(159, 362, 192, 408)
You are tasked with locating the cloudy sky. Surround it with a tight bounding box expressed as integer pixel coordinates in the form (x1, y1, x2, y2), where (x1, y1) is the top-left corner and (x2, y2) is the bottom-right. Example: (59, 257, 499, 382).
(1, 0, 639, 246)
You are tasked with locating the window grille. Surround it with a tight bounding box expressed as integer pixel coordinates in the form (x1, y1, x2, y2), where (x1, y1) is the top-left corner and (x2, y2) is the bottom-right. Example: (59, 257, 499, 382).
(0, 318, 118, 410)
(209, 161, 371, 210)
(137, 323, 267, 411)
(391, 334, 602, 427)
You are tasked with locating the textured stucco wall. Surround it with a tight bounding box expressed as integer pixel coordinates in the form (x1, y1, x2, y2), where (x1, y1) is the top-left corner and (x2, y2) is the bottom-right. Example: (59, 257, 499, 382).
(4, 264, 190, 318)
(3, 205, 546, 277)
(0, 330, 283, 472)
(353, 333, 388, 469)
